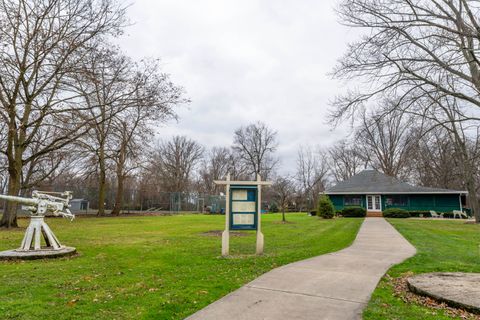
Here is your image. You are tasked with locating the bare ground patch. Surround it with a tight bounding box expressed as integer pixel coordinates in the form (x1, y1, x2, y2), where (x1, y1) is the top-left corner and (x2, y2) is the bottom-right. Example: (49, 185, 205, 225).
(201, 230, 250, 237)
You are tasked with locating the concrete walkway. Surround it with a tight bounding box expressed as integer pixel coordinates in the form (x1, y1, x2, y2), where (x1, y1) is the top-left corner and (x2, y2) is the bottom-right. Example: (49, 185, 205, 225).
(186, 218, 416, 320)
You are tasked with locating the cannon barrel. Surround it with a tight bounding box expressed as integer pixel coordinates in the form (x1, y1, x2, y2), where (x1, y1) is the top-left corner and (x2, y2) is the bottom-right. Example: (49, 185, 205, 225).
(0, 194, 39, 206)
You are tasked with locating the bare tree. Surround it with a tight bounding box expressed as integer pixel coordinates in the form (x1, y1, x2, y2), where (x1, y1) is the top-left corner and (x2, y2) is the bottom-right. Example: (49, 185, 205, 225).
(356, 106, 417, 179)
(151, 136, 204, 193)
(272, 175, 295, 222)
(332, 0, 480, 122)
(74, 49, 184, 215)
(0, 0, 126, 227)
(198, 147, 232, 195)
(328, 140, 368, 182)
(73, 47, 136, 215)
(413, 127, 464, 189)
(296, 145, 329, 211)
(232, 122, 278, 179)
(332, 0, 480, 222)
(109, 59, 184, 215)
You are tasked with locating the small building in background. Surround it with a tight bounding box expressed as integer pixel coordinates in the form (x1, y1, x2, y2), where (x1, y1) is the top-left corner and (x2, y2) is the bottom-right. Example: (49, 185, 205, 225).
(70, 199, 89, 213)
(325, 170, 467, 217)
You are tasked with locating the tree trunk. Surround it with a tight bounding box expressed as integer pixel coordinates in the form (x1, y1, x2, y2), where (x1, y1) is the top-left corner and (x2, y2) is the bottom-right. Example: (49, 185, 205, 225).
(282, 208, 286, 222)
(0, 127, 23, 228)
(111, 142, 127, 216)
(111, 174, 124, 216)
(0, 168, 21, 228)
(466, 180, 480, 223)
(97, 148, 107, 216)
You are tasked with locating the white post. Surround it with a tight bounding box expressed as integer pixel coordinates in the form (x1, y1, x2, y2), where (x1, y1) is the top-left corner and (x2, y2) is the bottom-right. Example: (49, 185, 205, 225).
(256, 174, 264, 255)
(221, 174, 231, 257)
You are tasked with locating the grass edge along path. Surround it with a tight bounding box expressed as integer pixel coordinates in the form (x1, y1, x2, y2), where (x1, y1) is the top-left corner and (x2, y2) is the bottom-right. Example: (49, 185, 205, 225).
(0, 213, 363, 320)
(363, 219, 480, 320)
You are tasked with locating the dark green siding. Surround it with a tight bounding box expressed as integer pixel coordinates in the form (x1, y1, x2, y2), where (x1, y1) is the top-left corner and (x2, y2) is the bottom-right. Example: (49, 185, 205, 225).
(327, 194, 461, 212)
(329, 195, 344, 210)
(329, 194, 365, 211)
(406, 194, 460, 212)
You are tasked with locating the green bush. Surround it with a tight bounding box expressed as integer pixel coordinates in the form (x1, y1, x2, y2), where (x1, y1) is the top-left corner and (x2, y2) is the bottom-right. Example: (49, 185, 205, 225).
(317, 194, 335, 219)
(443, 212, 454, 219)
(341, 207, 366, 217)
(408, 211, 431, 218)
(383, 208, 410, 218)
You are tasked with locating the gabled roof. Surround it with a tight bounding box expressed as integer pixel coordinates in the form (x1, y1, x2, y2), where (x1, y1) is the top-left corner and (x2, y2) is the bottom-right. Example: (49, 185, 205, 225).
(325, 170, 467, 195)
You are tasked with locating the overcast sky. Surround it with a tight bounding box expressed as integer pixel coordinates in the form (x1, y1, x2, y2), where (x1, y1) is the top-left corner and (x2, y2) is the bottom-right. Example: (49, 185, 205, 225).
(117, 0, 358, 173)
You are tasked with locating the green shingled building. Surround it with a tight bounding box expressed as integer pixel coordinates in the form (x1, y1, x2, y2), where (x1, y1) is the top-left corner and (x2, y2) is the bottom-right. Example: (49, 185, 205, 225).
(325, 170, 467, 217)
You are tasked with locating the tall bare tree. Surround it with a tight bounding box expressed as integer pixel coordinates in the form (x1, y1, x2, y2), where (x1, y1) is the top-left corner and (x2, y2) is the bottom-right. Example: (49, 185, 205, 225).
(73, 47, 136, 215)
(151, 136, 204, 193)
(74, 49, 184, 215)
(332, 0, 480, 121)
(333, 0, 480, 222)
(198, 147, 232, 195)
(109, 60, 183, 215)
(328, 140, 368, 182)
(413, 127, 464, 189)
(296, 145, 329, 211)
(0, 0, 126, 227)
(356, 107, 417, 178)
(232, 122, 278, 180)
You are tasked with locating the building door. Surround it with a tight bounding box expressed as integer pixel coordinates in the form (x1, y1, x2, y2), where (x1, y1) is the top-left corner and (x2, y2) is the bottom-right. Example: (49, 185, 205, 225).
(366, 195, 381, 211)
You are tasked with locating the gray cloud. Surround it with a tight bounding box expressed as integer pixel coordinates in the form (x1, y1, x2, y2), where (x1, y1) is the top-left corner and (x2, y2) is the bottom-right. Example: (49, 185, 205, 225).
(117, 0, 356, 173)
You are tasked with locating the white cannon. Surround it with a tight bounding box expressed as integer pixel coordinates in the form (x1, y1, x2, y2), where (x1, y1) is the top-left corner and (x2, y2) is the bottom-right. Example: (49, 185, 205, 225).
(0, 191, 76, 259)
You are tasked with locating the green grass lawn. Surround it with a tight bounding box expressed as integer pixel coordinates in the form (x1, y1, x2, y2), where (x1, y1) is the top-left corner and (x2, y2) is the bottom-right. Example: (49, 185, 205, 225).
(0, 213, 362, 320)
(364, 219, 480, 320)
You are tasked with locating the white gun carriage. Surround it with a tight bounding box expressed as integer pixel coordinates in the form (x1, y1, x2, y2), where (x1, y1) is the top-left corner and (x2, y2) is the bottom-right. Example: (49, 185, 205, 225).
(0, 191, 77, 260)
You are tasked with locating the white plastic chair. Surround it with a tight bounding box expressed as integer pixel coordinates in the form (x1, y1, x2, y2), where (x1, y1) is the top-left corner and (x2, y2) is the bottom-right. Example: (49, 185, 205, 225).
(430, 210, 443, 218)
(452, 210, 467, 219)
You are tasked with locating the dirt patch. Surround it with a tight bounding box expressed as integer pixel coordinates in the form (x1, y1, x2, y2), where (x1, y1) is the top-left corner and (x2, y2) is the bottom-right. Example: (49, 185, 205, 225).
(388, 273, 480, 319)
(272, 221, 295, 225)
(201, 230, 250, 237)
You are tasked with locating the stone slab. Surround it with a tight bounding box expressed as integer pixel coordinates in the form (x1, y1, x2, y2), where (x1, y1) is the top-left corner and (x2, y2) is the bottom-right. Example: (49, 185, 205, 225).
(0, 247, 76, 260)
(187, 218, 416, 320)
(408, 272, 480, 313)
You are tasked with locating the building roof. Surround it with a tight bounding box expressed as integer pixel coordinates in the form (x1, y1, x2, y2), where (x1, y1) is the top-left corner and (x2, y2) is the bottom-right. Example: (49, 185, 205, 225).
(325, 170, 467, 195)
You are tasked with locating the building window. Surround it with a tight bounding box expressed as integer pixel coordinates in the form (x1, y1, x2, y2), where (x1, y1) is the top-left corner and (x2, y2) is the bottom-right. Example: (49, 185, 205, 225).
(385, 195, 408, 206)
(344, 195, 362, 206)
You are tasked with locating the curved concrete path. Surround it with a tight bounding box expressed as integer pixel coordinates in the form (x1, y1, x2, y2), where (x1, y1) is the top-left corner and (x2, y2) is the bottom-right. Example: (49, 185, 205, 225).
(186, 218, 416, 320)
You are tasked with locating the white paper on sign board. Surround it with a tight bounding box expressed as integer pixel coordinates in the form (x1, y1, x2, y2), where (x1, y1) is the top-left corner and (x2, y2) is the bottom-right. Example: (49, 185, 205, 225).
(231, 189, 248, 201)
(232, 201, 255, 212)
(233, 214, 254, 225)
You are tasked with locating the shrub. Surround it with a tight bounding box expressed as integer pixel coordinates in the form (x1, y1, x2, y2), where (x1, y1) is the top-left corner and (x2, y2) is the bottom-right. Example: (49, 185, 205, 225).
(341, 206, 366, 217)
(443, 212, 454, 219)
(408, 211, 431, 218)
(317, 194, 335, 219)
(383, 208, 410, 218)
(309, 210, 317, 216)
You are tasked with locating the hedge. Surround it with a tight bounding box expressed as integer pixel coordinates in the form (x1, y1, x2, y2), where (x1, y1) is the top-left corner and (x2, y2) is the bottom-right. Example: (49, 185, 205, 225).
(341, 206, 366, 217)
(383, 208, 410, 218)
(408, 211, 431, 217)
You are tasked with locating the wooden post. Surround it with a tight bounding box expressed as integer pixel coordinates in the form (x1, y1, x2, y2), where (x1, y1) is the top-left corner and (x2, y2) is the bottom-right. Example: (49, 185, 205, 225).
(256, 174, 264, 255)
(221, 174, 231, 256)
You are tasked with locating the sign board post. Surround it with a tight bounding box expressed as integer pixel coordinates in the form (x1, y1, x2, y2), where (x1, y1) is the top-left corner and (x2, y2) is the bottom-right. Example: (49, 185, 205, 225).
(256, 175, 264, 255)
(215, 174, 271, 257)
